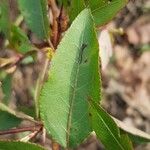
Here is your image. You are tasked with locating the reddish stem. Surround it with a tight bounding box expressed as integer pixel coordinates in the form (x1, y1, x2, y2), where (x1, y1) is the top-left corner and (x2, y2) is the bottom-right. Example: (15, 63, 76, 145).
(0, 125, 42, 136)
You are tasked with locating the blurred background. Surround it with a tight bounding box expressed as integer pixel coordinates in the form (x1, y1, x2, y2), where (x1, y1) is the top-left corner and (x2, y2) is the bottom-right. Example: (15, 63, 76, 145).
(101, 0, 150, 149)
(0, 0, 150, 149)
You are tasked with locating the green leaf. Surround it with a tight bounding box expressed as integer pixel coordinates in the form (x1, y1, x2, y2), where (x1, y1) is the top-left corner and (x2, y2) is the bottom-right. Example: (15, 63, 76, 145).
(128, 134, 150, 144)
(113, 117, 150, 144)
(0, 102, 37, 126)
(40, 9, 101, 148)
(18, 105, 36, 118)
(21, 56, 34, 65)
(57, 0, 69, 7)
(0, 0, 10, 38)
(68, 0, 128, 26)
(69, 0, 85, 22)
(0, 141, 45, 150)
(89, 100, 133, 150)
(17, 0, 49, 39)
(0, 110, 21, 130)
(91, 0, 128, 26)
(10, 25, 33, 54)
(86, 0, 108, 10)
(120, 133, 133, 150)
(1, 74, 12, 104)
(0, 103, 21, 130)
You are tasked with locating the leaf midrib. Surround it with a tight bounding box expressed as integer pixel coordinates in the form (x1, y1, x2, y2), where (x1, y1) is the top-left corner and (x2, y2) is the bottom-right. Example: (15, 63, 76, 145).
(66, 15, 87, 146)
(66, 54, 81, 147)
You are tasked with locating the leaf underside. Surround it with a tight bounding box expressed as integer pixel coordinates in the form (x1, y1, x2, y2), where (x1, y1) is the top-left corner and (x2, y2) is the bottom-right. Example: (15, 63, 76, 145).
(113, 117, 150, 144)
(40, 9, 101, 148)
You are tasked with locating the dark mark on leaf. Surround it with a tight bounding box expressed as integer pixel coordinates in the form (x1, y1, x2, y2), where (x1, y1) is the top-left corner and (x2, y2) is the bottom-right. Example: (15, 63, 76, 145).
(89, 113, 92, 117)
(84, 58, 88, 63)
(78, 43, 87, 64)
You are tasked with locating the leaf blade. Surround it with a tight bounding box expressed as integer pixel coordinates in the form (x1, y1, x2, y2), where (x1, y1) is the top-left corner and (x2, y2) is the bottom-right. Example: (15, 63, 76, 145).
(0, 0, 10, 38)
(0, 111, 21, 130)
(86, 0, 108, 10)
(1, 74, 12, 104)
(17, 0, 49, 39)
(91, 0, 128, 26)
(0, 102, 37, 125)
(89, 100, 133, 150)
(10, 25, 34, 54)
(0, 141, 45, 150)
(69, 0, 85, 22)
(40, 9, 101, 148)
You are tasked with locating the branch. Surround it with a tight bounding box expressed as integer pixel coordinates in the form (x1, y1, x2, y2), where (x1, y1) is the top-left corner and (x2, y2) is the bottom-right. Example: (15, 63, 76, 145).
(0, 125, 42, 136)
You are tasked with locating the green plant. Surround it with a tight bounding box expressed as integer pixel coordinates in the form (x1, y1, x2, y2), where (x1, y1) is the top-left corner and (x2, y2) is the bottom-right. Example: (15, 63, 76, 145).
(0, 0, 150, 150)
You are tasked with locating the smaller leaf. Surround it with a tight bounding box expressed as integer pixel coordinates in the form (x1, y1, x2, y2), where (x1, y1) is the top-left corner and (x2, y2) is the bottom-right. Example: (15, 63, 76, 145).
(0, 102, 37, 124)
(69, 0, 85, 22)
(91, 0, 128, 26)
(89, 100, 133, 150)
(120, 133, 133, 150)
(113, 117, 150, 143)
(0, 141, 45, 150)
(0, 110, 21, 130)
(18, 105, 35, 118)
(1, 74, 12, 104)
(57, 0, 69, 7)
(86, 0, 108, 10)
(10, 25, 34, 54)
(0, 0, 10, 38)
(0, 94, 22, 130)
(17, 0, 49, 39)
